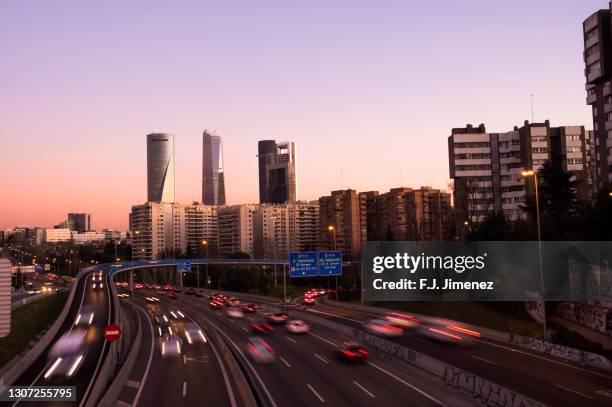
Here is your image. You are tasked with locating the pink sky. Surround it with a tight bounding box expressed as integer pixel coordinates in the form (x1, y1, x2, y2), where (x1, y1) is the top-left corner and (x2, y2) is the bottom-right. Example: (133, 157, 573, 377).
(0, 1, 599, 231)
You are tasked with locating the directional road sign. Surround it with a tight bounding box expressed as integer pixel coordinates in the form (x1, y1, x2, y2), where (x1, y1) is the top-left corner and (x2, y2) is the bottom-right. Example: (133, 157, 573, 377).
(177, 261, 192, 273)
(318, 251, 342, 276)
(289, 252, 318, 277)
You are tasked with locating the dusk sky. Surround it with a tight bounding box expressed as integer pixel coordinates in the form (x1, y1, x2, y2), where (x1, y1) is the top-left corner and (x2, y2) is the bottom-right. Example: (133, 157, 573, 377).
(0, 1, 603, 231)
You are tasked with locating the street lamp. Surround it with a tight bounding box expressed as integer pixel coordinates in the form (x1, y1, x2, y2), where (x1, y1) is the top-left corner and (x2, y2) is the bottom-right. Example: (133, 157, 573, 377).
(521, 169, 547, 339)
(327, 225, 339, 302)
(201, 239, 209, 289)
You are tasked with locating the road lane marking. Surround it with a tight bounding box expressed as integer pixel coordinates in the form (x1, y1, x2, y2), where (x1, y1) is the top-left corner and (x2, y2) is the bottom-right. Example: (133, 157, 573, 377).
(132, 304, 156, 407)
(183, 355, 187, 364)
(353, 381, 375, 398)
(366, 361, 445, 406)
(242, 327, 249, 333)
(126, 380, 140, 389)
(248, 317, 254, 321)
(183, 381, 187, 397)
(307, 384, 325, 403)
(279, 356, 292, 368)
(554, 384, 593, 399)
(314, 353, 329, 364)
(285, 336, 297, 344)
(310, 332, 338, 347)
(471, 355, 496, 365)
(306, 308, 362, 324)
(481, 340, 612, 379)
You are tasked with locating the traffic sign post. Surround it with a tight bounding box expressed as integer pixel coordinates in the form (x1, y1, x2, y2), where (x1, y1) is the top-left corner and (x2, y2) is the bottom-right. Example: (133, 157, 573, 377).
(289, 252, 318, 277)
(104, 324, 121, 342)
(318, 251, 342, 276)
(177, 261, 192, 273)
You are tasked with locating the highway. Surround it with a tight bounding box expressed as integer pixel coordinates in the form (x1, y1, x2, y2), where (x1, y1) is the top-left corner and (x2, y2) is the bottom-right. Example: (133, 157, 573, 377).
(1, 267, 111, 407)
(124, 289, 476, 407)
(291, 295, 612, 407)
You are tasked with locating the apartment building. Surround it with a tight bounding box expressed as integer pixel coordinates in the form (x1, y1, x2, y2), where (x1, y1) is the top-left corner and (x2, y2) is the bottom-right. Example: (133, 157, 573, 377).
(318, 190, 365, 260)
(217, 205, 256, 258)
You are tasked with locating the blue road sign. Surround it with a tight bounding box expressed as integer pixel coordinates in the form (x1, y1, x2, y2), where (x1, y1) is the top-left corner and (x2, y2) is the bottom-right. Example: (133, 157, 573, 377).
(289, 252, 318, 277)
(318, 251, 342, 276)
(177, 261, 192, 273)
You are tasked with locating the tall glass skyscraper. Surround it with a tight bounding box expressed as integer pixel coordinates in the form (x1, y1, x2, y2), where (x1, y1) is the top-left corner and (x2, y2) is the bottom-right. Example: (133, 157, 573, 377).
(202, 130, 226, 205)
(257, 140, 296, 204)
(147, 133, 175, 203)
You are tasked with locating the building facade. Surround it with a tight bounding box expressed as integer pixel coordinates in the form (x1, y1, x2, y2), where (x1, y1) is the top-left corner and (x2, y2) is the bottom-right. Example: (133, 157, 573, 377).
(202, 130, 226, 205)
(45, 228, 72, 243)
(318, 190, 365, 260)
(258, 140, 297, 204)
(147, 133, 176, 203)
(217, 205, 255, 258)
(68, 213, 91, 232)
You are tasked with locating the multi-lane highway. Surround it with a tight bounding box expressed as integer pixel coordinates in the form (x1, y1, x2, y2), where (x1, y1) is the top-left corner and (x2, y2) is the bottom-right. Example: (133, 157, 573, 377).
(1, 267, 112, 407)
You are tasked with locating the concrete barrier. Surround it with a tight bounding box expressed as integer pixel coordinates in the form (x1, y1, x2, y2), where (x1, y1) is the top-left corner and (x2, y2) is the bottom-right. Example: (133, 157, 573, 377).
(320, 298, 612, 371)
(0, 269, 88, 391)
(11, 289, 69, 311)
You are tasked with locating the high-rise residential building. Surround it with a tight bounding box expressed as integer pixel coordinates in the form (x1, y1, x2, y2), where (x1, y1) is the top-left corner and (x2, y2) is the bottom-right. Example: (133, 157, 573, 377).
(252, 202, 319, 259)
(202, 130, 226, 205)
(449, 121, 593, 224)
(217, 205, 256, 258)
(67, 213, 91, 232)
(147, 133, 176, 203)
(319, 190, 365, 260)
(583, 7, 612, 191)
(130, 202, 218, 260)
(258, 140, 297, 204)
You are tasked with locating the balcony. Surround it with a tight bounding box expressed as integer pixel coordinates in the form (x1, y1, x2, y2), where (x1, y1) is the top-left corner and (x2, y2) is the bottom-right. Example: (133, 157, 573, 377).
(587, 93, 597, 105)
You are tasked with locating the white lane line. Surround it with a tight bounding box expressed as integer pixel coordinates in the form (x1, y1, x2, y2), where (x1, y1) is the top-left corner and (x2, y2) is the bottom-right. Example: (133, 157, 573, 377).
(248, 317, 254, 321)
(132, 304, 155, 407)
(480, 340, 612, 379)
(310, 332, 337, 347)
(366, 361, 445, 406)
(554, 384, 593, 399)
(307, 384, 325, 403)
(242, 327, 249, 333)
(471, 355, 496, 365)
(229, 319, 235, 323)
(285, 336, 297, 344)
(353, 381, 375, 398)
(306, 308, 362, 324)
(183, 381, 187, 397)
(314, 353, 329, 364)
(279, 356, 292, 368)
(183, 355, 187, 365)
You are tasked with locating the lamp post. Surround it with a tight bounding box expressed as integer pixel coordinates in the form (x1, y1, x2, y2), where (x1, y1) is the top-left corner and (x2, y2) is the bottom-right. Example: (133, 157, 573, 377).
(201, 239, 209, 289)
(521, 169, 547, 339)
(328, 225, 338, 302)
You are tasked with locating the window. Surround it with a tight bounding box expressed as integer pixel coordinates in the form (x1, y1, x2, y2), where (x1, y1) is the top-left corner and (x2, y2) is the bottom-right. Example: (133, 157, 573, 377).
(454, 142, 490, 148)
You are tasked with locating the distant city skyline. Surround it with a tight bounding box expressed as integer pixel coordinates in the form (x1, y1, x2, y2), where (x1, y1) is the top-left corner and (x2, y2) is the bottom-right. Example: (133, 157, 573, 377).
(0, 1, 602, 230)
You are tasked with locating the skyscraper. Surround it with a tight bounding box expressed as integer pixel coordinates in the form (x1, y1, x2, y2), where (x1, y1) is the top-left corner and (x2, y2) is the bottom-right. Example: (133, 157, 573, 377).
(258, 140, 297, 204)
(147, 133, 175, 203)
(67, 213, 91, 232)
(202, 130, 226, 205)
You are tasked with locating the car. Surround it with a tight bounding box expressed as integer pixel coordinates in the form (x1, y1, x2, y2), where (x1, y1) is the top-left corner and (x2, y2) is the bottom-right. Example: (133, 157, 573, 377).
(74, 306, 95, 327)
(228, 297, 240, 306)
(417, 320, 480, 344)
(117, 293, 129, 298)
(286, 320, 309, 334)
(27, 289, 41, 295)
(334, 341, 368, 363)
(167, 293, 178, 300)
(134, 283, 144, 290)
(92, 279, 104, 290)
(183, 323, 207, 345)
(153, 285, 161, 290)
(45, 330, 88, 379)
(163, 285, 174, 291)
(145, 296, 160, 303)
(318, 289, 326, 296)
(246, 337, 276, 364)
(384, 313, 420, 329)
(185, 288, 195, 295)
(195, 290, 205, 298)
(120, 282, 128, 288)
(209, 300, 223, 309)
(250, 322, 274, 334)
(226, 308, 244, 319)
(242, 303, 257, 313)
(303, 296, 316, 305)
(266, 312, 288, 325)
(214, 294, 226, 303)
(161, 336, 182, 359)
(115, 281, 122, 287)
(363, 319, 404, 337)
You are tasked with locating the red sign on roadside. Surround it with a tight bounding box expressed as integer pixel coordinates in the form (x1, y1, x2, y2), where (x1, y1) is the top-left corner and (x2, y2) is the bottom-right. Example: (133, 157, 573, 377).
(103, 324, 121, 342)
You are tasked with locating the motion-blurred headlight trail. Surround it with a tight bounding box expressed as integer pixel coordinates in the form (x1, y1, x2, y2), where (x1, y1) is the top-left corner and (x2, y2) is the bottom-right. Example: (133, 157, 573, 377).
(446, 325, 481, 338)
(158, 327, 162, 337)
(170, 311, 178, 319)
(161, 342, 165, 356)
(186, 331, 193, 344)
(67, 355, 84, 377)
(44, 358, 63, 379)
(177, 311, 185, 318)
(88, 313, 94, 325)
(168, 327, 173, 336)
(163, 315, 168, 323)
(74, 315, 81, 326)
(198, 330, 206, 343)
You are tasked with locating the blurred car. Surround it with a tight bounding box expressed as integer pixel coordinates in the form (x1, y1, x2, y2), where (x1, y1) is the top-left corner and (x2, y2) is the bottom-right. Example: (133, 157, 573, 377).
(286, 320, 309, 334)
(417, 320, 480, 344)
(163, 285, 174, 291)
(226, 308, 244, 319)
(384, 312, 420, 329)
(115, 281, 122, 287)
(117, 293, 129, 298)
(120, 282, 128, 288)
(209, 300, 223, 309)
(246, 337, 276, 364)
(185, 288, 196, 295)
(145, 284, 154, 289)
(161, 336, 182, 359)
(214, 294, 226, 303)
(167, 293, 178, 300)
(266, 312, 288, 325)
(250, 322, 274, 334)
(153, 285, 161, 290)
(363, 319, 404, 337)
(134, 283, 143, 290)
(145, 296, 160, 303)
(242, 303, 257, 313)
(228, 297, 240, 306)
(303, 296, 316, 305)
(74, 306, 94, 327)
(92, 278, 104, 290)
(334, 341, 368, 363)
(27, 289, 41, 295)
(45, 330, 88, 379)
(183, 323, 207, 345)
